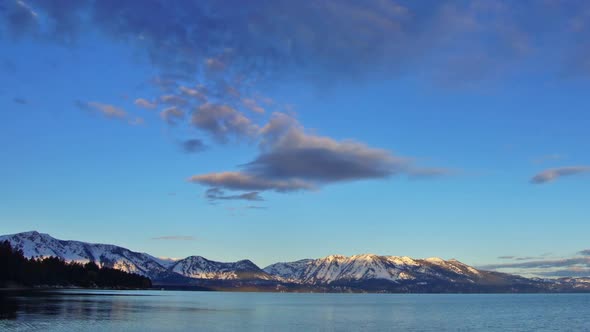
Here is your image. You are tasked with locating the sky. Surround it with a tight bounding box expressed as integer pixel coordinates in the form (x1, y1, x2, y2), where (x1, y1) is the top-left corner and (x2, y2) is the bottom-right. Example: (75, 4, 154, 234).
(0, 0, 589, 277)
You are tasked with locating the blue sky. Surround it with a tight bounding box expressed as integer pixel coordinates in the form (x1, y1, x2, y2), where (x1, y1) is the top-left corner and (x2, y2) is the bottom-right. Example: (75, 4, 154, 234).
(1, 0, 589, 276)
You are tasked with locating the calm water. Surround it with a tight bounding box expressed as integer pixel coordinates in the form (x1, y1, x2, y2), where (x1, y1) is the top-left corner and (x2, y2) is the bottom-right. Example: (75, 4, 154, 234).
(1, 290, 589, 331)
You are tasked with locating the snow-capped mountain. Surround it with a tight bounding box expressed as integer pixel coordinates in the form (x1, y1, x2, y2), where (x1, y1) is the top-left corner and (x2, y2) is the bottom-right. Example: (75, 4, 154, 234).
(0, 231, 170, 278)
(1, 231, 588, 292)
(263, 254, 558, 292)
(0, 231, 270, 282)
(263, 259, 313, 281)
(170, 256, 273, 280)
(263, 254, 482, 284)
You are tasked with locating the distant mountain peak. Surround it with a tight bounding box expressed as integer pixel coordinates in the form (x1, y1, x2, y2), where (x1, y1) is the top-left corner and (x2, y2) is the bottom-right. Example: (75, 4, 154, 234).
(2, 231, 589, 293)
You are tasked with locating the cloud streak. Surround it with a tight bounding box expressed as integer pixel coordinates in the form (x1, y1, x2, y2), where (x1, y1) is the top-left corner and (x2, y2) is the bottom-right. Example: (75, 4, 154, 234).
(481, 257, 590, 270)
(531, 166, 590, 184)
(205, 188, 264, 202)
(190, 171, 314, 193)
(134, 98, 157, 109)
(76, 101, 126, 119)
(480, 254, 590, 278)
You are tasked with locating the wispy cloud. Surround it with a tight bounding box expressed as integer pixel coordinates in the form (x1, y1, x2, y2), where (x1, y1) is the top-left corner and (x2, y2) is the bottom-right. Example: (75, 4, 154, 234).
(245, 206, 267, 210)
(6, 1, 590, 85)
(151, 235, 195, 241)
(205, 187, 264, 202)
(531, 166, 590, 184)
(179, 86, 207, 103)
(480, 254, 590, 278)
(76, 100, 127, 119)
(134, 98, 157, 109)
(192, 171, 314, 193)
(160, 107, 185, 125)
(242, 98, 265, 114)
(160, 95, 188, 107)
(76, 100, 147, 127)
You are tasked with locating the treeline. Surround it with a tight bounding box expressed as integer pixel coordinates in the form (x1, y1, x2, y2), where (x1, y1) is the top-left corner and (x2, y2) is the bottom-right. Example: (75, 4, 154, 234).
(0, 241, 151, 289)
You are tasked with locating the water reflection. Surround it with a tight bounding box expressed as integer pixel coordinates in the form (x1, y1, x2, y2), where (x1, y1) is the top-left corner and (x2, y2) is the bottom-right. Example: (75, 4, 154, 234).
(0, 295, 18, 320)
(1, 290, 142, 321)
(1, 290, 590, 331)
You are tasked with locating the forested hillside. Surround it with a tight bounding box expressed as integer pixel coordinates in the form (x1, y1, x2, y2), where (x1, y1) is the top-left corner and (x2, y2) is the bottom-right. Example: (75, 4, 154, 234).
(0, 241, 151, 289)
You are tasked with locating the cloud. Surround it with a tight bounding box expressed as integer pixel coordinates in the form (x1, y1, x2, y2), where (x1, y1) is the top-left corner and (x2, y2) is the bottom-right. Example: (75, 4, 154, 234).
(151, 235, 195, 241)
(134, 98, 157, 109)
(160, 94, 188, 107)
(76, 100, 127, 119)
(479, 254, 590, 278)
(480, 257, 590, 270)
(245, 206, 267, 210)
(242, 98, 265, 114)
(76, 100, 148, 127)
(498, 256, 515, 260)
(531, 166, 590, 184)
(180, 139, 206, 153)
(191, 103, 258, 143)
(160, 107, 184, 125)
(189, 112, 448, 194)
(536, 268, 590, 278)
(205, 58, 225, 72)
(190, 171, 314, 192)
(205, 187, 264, 202)
(179, 85, 207, 103)
(151, 75, 180, 92)
(7, 0, 586, 85)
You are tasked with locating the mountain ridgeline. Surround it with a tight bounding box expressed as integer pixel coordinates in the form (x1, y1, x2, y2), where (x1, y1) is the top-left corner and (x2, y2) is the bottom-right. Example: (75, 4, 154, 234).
(0, 240, 151, 289)
(1, 231, 589, 293)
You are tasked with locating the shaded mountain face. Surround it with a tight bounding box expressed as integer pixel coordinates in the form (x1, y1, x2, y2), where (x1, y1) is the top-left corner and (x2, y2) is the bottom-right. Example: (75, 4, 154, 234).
(170, 256, 273, 280)
(1, 231, 588, 293)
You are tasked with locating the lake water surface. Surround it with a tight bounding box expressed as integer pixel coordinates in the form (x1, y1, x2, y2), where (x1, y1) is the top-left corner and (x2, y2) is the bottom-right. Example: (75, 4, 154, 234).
(1, 290, 589, 331)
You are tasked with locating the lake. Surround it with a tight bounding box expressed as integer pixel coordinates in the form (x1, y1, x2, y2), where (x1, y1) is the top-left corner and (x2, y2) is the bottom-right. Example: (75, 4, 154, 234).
(1, 290, 589, 331)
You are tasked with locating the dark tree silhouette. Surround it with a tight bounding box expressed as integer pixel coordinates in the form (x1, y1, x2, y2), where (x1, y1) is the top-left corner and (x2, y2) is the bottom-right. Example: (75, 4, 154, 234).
(0, 241, 151, 289)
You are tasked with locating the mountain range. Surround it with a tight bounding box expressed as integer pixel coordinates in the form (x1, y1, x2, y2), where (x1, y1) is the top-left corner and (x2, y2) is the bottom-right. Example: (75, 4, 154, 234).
(1, 231, 589, 293)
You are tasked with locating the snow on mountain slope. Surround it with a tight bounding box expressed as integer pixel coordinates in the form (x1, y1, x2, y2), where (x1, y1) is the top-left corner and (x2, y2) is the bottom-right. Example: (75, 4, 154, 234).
(171, 256, 273, 280)
(0, 231, 168, 277)
(6, 231, 586, 293)
(263, 259, 313, 280)
(264, 254, 482, 284)
(0, 231, 273, 282)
